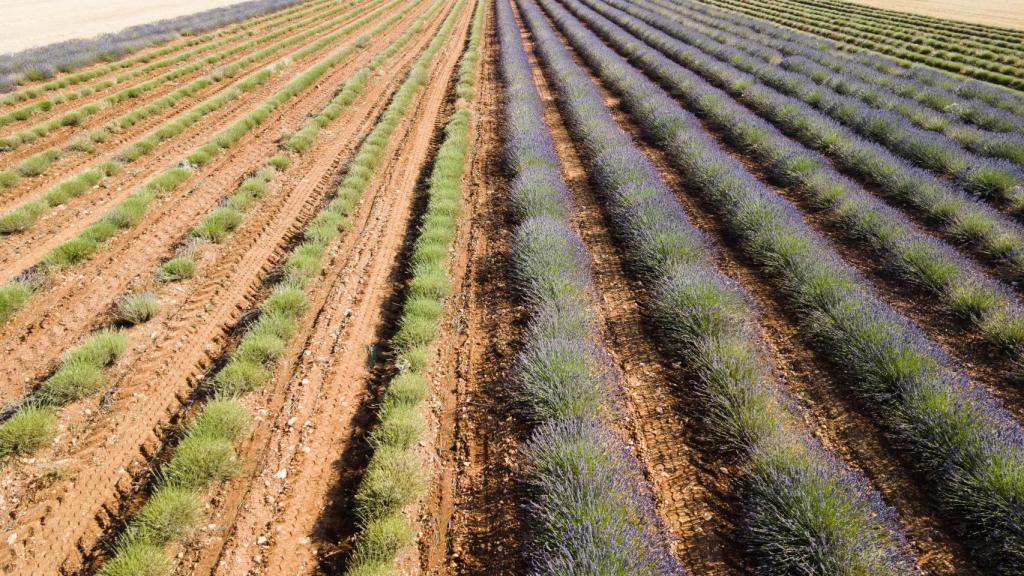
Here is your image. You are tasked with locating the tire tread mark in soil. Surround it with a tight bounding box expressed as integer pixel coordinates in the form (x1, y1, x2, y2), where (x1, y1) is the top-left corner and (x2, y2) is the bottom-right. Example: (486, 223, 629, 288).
(430, 3, 528, 573)
(0, 0, 378, 214)
(0, 0, 339, 150)
(0, 0, 405, 279)
(417, 3, 499, 572)
(309, 5, 468, 572)
(164, 5, 476, 574)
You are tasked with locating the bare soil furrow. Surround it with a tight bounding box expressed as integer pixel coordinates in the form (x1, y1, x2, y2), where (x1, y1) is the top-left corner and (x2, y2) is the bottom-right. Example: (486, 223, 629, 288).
(0, 1, 334, 114)
(430, 7, 525, 575)
(416, 7, 500, 573)
(0, 0, 336, 135)
(0, 1, 432, 403)
(192, 6, 474, 575)
(0, 0, 402, 264)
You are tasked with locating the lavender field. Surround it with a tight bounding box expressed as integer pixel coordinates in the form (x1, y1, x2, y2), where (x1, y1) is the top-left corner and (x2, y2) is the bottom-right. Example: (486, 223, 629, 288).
(1, 0, 1024, 574)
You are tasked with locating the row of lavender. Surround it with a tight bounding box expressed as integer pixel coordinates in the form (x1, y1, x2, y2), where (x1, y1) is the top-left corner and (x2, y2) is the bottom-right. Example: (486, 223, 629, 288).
(580, 0, 1024, 298)
(497, 0, 681, 571)
(571, 0, 1024, 371)
(637, 0, 1024, 171)
(599, 0, 1024, 210)
(694, 0, 1024, 92)
(515, 0, 924, 572)
(0, 0, 305, 91)
(665, 0, 1024, 133)
(545, 0, 1024, 570)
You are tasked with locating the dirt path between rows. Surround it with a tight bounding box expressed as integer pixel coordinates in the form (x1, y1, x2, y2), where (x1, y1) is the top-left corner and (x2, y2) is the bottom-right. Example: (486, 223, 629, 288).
(0, 0, 431, 406)
(416, 4, 528, 574)
(426, 6, 528, 574)
(0, 4, 453, 574)
(545, 7, 975, 571)
(184, 4, 475, 575)
(0, 0, 333, 130)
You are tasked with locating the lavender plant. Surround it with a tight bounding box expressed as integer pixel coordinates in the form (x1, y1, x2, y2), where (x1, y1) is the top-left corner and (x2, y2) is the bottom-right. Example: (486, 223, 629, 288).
(594, 0, 1024, 205)
(0, 0, 415, 327)
(579, 0, 1024, 284)
(559, 0, 1024, 363)
(627, 0, 1024, 169)
(0, 0, 336, 127)
(100, 2, 466, 573)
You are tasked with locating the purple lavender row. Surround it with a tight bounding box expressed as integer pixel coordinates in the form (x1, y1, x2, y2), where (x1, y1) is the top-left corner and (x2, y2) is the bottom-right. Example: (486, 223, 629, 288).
(576, 0, 1024, 286)
(596, 0, 1024, 208)
(0, 0, 303, 91)
(684, 0, 1024, 116)
(843, 39, 1024, 119)
(575, 0, 1024, 363)
(497, 0, 682, 571)
(545, 0, 1024, 569)
(515, 0, 915, 572)
(634, 0, 1024, 158)
(696, 0, 1024, 94)
(626, 0, 1024, 181)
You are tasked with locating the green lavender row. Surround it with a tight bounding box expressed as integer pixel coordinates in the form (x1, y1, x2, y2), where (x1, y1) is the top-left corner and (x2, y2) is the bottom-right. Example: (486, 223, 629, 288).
(346, 0, 482, 572)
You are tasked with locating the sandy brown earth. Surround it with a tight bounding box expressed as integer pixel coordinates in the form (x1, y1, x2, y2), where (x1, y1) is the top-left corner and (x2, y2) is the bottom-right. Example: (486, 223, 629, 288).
(842, 0, 1024, 31)
(0, 0, 403, 406)
(0, 0, 280, 54)
(0, 0, 346, 183)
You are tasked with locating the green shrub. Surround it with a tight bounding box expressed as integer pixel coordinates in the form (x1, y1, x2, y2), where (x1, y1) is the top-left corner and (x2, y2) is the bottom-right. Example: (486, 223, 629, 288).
(38, 361, 106, 405)
(44, 237, 99, 267)
(66, 328, 127, 366)
(96, 541, 170, 576)
(349, 513, 412, 567)
(159, 255, 196, 281)
(129, 486, 203, 546)
(16, 148, 60, 177)
(191, 207, 243, 242)
(263, 286, 308, 318)
(234, 332, 286, 365)
(0, 170, 19, 189)
(354, 445, 425, 522)
(188, 399, 250, 441)
(0, 406, 57, 458)
(0, 281, 33, 323)
(116, 293, 160, 325)
(163, 434, 236, 490)
(213, 359, 270, 395)
(0, 200, 47, 233)
(268, 155, 291, 171)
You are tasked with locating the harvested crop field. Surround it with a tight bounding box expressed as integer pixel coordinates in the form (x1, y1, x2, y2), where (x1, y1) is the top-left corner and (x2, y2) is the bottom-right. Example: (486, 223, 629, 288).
(2, 0, 1024, 575)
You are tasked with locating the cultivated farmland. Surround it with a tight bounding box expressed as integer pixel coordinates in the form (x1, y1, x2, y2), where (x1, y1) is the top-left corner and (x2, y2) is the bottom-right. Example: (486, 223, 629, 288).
(1, 0, 1024, 575)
